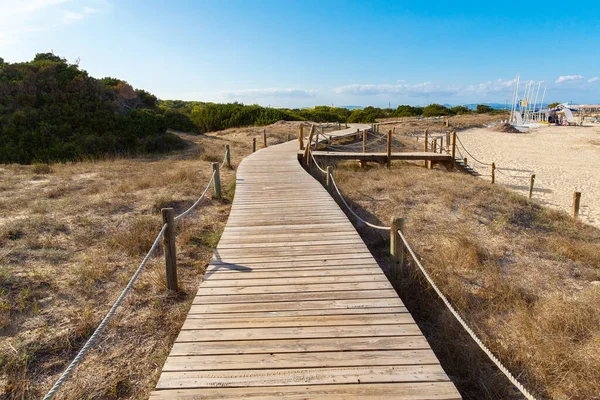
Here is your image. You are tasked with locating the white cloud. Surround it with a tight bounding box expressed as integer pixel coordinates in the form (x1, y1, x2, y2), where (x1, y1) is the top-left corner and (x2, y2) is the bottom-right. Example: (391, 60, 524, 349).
(333, 82, 459, 98)
(61, 6, 99, 23)
(588, 77, 599, 83)
(555, 75, 584, 83)
(223, 88, 318, 99)
(0, 0, 108, 47)
(333, 78, 518, 99)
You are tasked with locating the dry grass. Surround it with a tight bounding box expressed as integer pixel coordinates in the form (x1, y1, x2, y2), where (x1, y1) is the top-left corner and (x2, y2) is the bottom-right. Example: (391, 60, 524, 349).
(326, 157, 600, 399)
(0, 121, 301, 399)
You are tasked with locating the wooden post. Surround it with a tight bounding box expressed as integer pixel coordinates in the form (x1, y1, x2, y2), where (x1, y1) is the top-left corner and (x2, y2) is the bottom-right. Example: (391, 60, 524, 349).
(225, 144, 231, 168)
(363, 129, 367, 153)
(302, 125, 315, 164)
(298, 124, 304, 150)
(451, 131, 456, 170)
(463, 157, 467, 166)
(423, 130, 428, 152)
(390, 217, 405, 280)
(439, 137, 444, 153)
(386, 130, 392, 168)
(212, 162, 221, 200)
(432, 138, 437, 153)
(528, 174, 535, 199)
(252, 138, 256, 153)
(446, 131, 450, 152)
(326, 166, 333, 192)
(161, 208, 177, 291)
(263, 129, 267, 148)
(491, 162, 496, 184)
(572, 192, 581, 218)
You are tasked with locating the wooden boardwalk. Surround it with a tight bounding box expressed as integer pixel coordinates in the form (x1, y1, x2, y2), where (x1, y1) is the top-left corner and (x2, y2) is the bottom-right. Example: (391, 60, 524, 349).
(151, 127, 461, 399)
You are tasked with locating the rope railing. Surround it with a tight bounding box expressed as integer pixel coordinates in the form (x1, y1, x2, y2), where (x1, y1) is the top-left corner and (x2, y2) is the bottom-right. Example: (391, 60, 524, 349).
(174, 171, 216, 222)
(329, 174, 390, 231)
(309, 148, 328, 175)
(305, 131, 536, 398)
(43, 223, 167, 400)
(396, 229, 537, 400)
(43, 146, 230, 400)
(455, 133, 492, 166)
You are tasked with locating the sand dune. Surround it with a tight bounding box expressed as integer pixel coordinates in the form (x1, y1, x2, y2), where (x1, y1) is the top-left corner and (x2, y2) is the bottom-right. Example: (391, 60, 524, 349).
(456, 124, 600, 228)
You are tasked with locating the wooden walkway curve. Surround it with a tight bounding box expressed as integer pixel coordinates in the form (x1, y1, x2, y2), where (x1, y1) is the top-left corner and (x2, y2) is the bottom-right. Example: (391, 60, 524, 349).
(151, 126, 461, 399)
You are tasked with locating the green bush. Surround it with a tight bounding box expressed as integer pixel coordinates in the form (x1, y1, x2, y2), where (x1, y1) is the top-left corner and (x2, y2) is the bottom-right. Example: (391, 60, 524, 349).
(422, 104, 453, 117)
(0, 54, 181, 164)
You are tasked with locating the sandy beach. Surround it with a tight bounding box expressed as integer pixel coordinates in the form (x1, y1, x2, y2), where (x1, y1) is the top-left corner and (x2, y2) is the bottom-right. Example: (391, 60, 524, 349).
(456, 124, 600, 228)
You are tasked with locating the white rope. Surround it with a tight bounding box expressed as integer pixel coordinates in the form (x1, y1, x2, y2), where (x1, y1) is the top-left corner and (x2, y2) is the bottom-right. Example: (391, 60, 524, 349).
(397, 230, 537, 400)
(43, 223, 168, 400)
(455, 134, 492, 166)
(219, 148, 228, 169)
(309, 149, 328, 174)
(329, 175, 390, 231)
(174, 170, 216, 222)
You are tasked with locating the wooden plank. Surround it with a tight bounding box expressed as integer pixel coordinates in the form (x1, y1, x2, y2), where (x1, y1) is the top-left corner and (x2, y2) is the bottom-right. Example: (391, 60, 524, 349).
(182, 314, 414, 329)
(200, 274, 388, 287)
(169, 336, 432, 356)
(150, 382, 462, 400)
(192, 289, 400, 304)
(162, 349, 439, 371)
(188, 307, 406, 318)
(195, 281, 393, 296)
(176, 324, 423, 342)
(204, 266, 382, 280)
(189, 298, 405, 314)
(155, 365, 450, 389)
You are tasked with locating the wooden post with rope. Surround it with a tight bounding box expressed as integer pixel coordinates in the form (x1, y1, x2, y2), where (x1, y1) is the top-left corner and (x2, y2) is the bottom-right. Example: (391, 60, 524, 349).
(424, 130, 429, 168)
(298, 124, 304, 150)
(263, 129, 267, 148)
(212, 162, 221, 200)
(161, 208, 177, 291)
(451, 131, 456, 170)
(252, 138, 256, 153)
(572, 192, 581, 218)
(359, 128, 367, 168)
(326, 166, 333, 192)
(491, 162, 496, 184)
(225, 144, 231, 168)
(387, 130, 392, 168)
(528, 174, 535, 199)
(390, 217, 405, 280)
(302, 125, 315, 165)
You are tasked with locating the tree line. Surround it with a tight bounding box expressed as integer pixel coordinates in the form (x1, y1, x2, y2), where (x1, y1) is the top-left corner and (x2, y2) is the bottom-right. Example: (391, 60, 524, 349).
(0, 52, 504, 164)
(159, 101, 504, 132)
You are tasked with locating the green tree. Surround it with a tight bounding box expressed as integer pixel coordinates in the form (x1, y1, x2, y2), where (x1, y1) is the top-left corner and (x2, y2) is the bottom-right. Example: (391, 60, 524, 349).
(451, 105, 470, 115)
(422, 104, 453, 117)
(475, 104, 493, 114)
(547, 102, 560, 109)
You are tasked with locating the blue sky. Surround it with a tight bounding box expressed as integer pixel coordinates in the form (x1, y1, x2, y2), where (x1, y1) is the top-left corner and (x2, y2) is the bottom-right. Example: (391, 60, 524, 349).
(1, 0, 599, 107)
